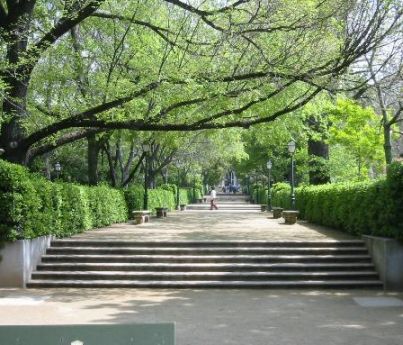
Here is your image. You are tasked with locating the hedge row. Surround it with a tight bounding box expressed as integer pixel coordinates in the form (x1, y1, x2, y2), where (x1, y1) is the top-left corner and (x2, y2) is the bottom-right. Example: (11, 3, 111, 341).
(0, 160, 127, 241)
(270, 163, 403, 239)
(0, 160, 206, 241)
(124, 185, 176, 216)
(123, 185, 202, 216)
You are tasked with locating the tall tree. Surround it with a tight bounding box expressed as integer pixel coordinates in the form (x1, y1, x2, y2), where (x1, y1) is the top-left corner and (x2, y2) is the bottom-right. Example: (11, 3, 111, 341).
(0, 0, 401, 165)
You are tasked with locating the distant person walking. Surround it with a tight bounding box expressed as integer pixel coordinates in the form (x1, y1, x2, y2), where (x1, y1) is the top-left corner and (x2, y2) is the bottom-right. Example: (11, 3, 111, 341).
(210, 187, 218, 210)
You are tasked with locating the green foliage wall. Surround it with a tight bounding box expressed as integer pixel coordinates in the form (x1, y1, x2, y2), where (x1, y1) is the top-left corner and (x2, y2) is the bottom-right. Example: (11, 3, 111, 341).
(250, 185, 268, 204)
(271, 163, 403, 239)
(179, 188, 191, 205)
(0, 160, 128, 241)
(124, 185, 176, 215)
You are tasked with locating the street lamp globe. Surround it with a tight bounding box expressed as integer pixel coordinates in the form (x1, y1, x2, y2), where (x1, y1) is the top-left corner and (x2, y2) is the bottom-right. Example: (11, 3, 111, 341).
(288, 140, 296, 154)
(266, 159, 272, 170)
(54, 162, 61, 172)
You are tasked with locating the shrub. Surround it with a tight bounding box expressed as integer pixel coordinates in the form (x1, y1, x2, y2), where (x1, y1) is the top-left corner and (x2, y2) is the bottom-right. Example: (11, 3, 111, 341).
(160, 183, 177, 195)
(0, 160, 127, 241)
(250, 184, 264, 204)
(124, 185, 176, 215)
(271, 163, 403, 239)
(179, 188, 191, 205)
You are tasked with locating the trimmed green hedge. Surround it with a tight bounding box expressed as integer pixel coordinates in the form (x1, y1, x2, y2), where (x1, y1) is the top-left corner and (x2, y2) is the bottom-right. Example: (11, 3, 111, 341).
(124, 185, 176, 215)
(250, 184, 267, 204)
(270, 163, 403, 239)
(0, 160, 127, 241)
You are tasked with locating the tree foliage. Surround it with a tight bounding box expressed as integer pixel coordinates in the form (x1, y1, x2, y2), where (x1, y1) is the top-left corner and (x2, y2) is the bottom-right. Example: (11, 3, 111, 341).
(0, 0, 400, 166)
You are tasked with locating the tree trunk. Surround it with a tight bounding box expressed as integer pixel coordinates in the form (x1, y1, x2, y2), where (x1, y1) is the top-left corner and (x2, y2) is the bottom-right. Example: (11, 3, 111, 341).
(383, 125, 393, 165)
(0, 2, 35, 164)
(0, 60, 30, 163)
(307, 115, 330, 185)
(87, 133, 99, 185)
(308, 139, 330, 184)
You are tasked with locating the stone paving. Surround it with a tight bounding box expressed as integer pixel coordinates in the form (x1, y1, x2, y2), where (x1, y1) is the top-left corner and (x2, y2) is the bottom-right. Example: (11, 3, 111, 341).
(3, 203, 401, 344)
(73, 209, 356, 242)
(1, 288, 403, 345)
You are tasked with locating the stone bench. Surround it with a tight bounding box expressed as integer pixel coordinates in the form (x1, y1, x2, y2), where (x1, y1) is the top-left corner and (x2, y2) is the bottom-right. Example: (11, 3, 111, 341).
(180, 204, 187, 211)
(272, 207, 284, 219)
(282, 210, 299, 225)
(196, 198, 203, 204)
(203, 197, 207, 203)
(132, 210, 151, 224)
(155, 207, 168, 218)
(261, 205, 268, 212)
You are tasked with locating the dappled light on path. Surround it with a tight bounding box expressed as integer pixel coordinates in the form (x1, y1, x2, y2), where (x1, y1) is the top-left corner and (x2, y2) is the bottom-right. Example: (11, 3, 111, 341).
(1, 288, 402, 345)
(72, 210, 356, 242)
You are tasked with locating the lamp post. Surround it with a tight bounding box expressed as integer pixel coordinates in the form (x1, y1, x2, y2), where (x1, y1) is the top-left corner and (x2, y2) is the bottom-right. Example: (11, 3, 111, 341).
(162, 167, 168, 184)
(54, 162, 61, 179)
(142, 144, 151, 210)
(288, 140, 296, 210)
(176, 160, 181, 210)
(266, 159, 272, 211)
(193, 175, 196, 203)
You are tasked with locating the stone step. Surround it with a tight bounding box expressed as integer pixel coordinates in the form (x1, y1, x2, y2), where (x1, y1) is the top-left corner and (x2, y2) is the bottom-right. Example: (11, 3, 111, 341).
(29, 237, 381, 289)
(31, 270, 379, 281)
(46, 246, 369, 256)
(41, 254, 373, 263)
(36, 262, 377, 272)
(204, 201, 251, 203)
(50, 240, 366, 248)
(26, 279, 383, 288)
(186, 206, 262, 208)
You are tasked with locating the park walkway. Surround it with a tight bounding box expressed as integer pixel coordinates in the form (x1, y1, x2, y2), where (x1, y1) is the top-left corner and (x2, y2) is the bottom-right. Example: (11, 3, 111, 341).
(3, 195, 402, 345)
(71, 203, 355, 242)
(26, 193, 382, 289)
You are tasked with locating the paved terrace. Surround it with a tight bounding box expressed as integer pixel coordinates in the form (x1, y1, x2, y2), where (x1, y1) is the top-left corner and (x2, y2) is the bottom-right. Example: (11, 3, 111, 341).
(72, 209, 356, 242)
(1, 288, 402, 345)
(1, 203, 403, 344)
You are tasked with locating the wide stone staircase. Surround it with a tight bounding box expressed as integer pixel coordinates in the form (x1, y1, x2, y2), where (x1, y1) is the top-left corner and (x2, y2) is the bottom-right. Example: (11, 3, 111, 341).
(187, 193, 261, 211)
(27, 239, 383, 288)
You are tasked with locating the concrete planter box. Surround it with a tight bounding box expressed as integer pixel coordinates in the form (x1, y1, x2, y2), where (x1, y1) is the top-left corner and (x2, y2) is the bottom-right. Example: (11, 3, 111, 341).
(0, 235, 53, 288)
(272, 207, 283, 219)
(363, 235, 403, 290)
(282, 210, 299, 225)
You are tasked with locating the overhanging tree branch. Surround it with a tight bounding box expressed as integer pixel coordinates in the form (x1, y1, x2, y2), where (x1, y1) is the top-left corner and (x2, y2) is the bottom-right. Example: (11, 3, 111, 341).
(58, 87, 322, 131)
(26, 128, 104, 163)
(22, 80, 162, 148)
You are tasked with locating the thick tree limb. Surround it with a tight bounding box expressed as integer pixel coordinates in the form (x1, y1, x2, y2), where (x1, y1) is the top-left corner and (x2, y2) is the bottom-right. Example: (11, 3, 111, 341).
(0, 3, 7, 28)
(60, 87, 322, 131)
(163, 0, 250, 17)
(26, 128, 103, 163)
(122, 152, 146, 187)
(22, 81, 162, 148)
